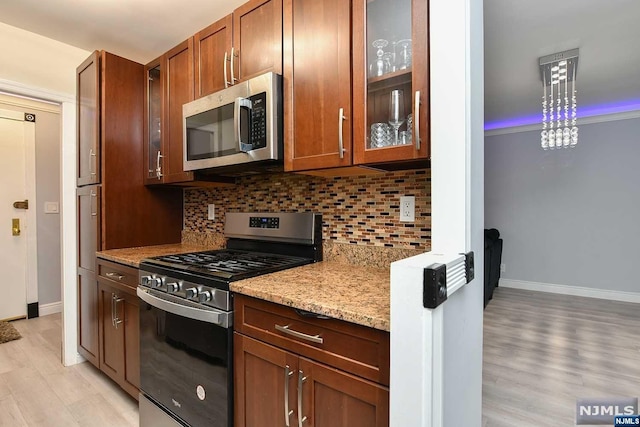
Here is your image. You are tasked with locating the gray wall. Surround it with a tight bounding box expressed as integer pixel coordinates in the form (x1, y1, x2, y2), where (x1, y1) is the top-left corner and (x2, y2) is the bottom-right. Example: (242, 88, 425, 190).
(35, 109, 62, 305)
(0, 96, 61, 305)
(485, 117, 640, 293)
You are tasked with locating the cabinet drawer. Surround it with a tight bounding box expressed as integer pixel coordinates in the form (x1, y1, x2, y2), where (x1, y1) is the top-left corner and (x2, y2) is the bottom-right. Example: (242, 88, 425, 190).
(234, 295, 390, 385)
(97, 259, 138, 290)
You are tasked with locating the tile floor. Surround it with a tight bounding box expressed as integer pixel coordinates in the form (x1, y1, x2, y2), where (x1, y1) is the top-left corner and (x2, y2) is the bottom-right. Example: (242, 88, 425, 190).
(0, 313, 138, 427)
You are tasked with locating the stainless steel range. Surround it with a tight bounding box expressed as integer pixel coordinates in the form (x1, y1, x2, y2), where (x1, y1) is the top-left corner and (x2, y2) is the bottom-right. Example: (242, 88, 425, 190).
(137, 212, 322, 427)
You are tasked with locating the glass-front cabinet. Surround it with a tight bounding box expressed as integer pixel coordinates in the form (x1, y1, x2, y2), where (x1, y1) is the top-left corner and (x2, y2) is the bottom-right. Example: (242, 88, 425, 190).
(354, 0, 429, 165)
(145, 63, 162, 183)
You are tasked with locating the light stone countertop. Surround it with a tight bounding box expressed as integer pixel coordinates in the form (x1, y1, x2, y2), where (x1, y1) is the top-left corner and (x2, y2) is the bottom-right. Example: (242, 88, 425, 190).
(96, 243, 222, 268)
(230, 261, 390, 331)
(97, 242, 392, 331)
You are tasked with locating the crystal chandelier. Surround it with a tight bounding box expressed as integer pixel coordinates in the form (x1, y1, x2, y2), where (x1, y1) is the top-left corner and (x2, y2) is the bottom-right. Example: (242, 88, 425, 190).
(539, 49, 579, 150)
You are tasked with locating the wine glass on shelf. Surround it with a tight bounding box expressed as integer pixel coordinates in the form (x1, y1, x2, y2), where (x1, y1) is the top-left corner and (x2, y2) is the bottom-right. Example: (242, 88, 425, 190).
(388, 90, 405, 145)
(372, 39, 388, 77)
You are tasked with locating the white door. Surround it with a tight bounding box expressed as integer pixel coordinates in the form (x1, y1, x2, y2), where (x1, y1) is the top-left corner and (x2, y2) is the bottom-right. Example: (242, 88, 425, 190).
(0, 109, 35, 321)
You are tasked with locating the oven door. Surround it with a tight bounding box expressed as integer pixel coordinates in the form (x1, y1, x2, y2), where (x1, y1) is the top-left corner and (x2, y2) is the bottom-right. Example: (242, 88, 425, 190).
(138, 288, 233, 427)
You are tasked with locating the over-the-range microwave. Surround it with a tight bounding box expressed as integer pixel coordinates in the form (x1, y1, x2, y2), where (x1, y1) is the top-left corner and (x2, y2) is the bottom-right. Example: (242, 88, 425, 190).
(183, 72, 282, 173)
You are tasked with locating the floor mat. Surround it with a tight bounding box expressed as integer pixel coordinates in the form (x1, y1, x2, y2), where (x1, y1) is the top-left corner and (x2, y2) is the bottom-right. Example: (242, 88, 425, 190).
(0, 321, 22, 344)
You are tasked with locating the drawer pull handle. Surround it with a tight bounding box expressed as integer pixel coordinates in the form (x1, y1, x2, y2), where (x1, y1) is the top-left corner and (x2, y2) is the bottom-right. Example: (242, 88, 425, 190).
(275, 324, 323, 344)
(105, 272, 124, 281)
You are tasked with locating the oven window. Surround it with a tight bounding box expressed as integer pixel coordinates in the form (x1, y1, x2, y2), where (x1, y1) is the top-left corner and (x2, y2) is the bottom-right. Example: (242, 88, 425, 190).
(186, 104, 238, 160)
(140, 302, 232, 427)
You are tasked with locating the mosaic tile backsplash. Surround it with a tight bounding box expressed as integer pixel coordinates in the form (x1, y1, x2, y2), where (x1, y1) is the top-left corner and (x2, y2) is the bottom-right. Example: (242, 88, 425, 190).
(184, 169, 430, 250)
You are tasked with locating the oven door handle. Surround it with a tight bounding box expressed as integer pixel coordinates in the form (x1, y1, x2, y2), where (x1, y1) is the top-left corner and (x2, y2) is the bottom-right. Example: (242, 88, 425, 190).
(137, 287, 232, 328)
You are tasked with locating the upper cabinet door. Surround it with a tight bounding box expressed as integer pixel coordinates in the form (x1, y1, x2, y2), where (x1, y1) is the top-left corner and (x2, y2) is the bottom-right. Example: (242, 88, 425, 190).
(143, 57, 163, 185)
(163, 39, 195, 184)
(77, 51, 101, 186)
(353, 0, 429, 165)
(194, 15, 233, 97)
(284, 0, 353, 171)
(234, 0, 283, 82)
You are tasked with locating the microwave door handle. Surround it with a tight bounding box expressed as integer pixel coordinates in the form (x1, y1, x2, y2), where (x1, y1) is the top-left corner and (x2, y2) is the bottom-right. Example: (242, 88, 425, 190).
(235, 97, 253, 153)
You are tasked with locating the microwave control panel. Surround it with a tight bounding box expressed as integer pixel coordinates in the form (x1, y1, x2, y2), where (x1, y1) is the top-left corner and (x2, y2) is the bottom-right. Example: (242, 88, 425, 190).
(249, 92, 267, 149)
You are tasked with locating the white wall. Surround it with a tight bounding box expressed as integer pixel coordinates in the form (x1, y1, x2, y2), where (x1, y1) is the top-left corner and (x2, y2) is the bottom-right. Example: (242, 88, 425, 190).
(0, 22, 89, 95)
(485, 117, 640, 296)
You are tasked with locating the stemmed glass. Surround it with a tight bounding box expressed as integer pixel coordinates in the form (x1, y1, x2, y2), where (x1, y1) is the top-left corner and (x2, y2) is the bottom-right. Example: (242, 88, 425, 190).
(372, 39, 388, 77)
(388, 90, 405, 145)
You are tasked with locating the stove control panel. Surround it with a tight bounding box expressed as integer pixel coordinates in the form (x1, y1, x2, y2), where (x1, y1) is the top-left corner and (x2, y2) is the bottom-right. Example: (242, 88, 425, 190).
(249, 216, 280, 229)
(138, 271, 231, 312)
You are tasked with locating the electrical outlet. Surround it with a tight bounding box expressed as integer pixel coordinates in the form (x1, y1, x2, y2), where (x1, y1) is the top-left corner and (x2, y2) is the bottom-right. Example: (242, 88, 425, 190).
(399, 196, 415, 222)
(500, 263, 506, 273)
(207, 204, 215, 220)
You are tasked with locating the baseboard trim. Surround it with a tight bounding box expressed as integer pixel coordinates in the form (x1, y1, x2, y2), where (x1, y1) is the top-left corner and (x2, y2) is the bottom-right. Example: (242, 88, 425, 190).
(39, 301, 62, 316)
(499, 279, 640, 303)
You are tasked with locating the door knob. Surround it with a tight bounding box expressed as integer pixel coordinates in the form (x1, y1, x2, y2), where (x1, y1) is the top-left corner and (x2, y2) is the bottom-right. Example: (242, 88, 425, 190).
(13, 200, 28, 210)
(12, 218, 20, 236)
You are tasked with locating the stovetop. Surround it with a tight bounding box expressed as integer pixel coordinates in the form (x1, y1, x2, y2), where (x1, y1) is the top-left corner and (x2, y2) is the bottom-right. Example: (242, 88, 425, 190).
(141, 249, 314, 282)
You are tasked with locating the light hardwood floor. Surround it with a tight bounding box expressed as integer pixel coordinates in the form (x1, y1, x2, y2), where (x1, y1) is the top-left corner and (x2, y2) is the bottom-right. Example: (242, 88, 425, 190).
(0, 313, 137, 427)
(483, 287, 640, 426)
(2, 290, 638, 427)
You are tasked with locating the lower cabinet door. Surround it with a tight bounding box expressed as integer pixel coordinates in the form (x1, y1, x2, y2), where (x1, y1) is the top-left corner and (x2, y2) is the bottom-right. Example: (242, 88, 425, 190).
(98, 281, 123, 382)
(235, 333, 389, 427)
(121, 290, 140, 396)
(77, 268, 99, 367)
(298, 357, 389, 427)
(235, 333, 298, 427)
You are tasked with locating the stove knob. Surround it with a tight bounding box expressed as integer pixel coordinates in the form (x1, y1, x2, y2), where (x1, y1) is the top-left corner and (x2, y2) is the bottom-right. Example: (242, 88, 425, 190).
(151, 277, 163, 288)
(140, 275, 152, 286)
(166, 282, 181, 293)
(185, 287, 199, 299)
(198, 290, 213, 303)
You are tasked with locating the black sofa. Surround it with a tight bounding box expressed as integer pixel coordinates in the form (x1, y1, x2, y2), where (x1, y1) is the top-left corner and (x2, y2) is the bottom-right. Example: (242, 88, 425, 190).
(484, 228, 503, 308)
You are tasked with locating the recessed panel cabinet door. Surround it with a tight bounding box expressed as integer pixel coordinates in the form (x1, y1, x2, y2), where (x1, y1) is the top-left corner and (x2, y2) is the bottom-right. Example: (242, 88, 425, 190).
(122, 290, 140, 395)
(98, 281, 124, 382)
(163, 39, 195, 184)
(195, 15, 233, 97)
(284, 0, 353, 171)
(299, 357, 389, 427)
(235, 333, 298, 427)
(77, 268, 99, 367)
(234, 0, 283, 82)
(77, 51, 100, 186)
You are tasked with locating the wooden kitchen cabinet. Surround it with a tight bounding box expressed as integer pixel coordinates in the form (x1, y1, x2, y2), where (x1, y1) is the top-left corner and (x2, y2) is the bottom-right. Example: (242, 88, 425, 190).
(76, 51, 182, 374)
(97, 259, 140, 399)
(284, 0, 429, 173)
(77, 52, 100, 186)
(77, 185, 100, 366)
(194, 0, 282, 98)
(283, 0, 353, 171)
(234, 295, 390, 426)
(144, 40, 195, 184)
(352, 0, 429, 165)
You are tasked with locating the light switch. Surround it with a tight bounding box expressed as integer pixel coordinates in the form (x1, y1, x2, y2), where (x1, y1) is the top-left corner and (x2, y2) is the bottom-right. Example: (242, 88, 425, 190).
(208, 204, 215, 220)
(44, 202, 59, 214)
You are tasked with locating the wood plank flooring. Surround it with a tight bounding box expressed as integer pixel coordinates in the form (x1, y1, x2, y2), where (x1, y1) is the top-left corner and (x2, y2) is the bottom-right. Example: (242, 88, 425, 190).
(0, 313, 137, 427)
(2, 289, 638, 426)
(483, 287, 640, 426)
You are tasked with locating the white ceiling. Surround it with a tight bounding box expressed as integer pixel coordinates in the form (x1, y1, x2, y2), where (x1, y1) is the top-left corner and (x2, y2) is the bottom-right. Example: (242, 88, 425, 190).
(0, 0, 245, 64)
(2, 0, 640, 127)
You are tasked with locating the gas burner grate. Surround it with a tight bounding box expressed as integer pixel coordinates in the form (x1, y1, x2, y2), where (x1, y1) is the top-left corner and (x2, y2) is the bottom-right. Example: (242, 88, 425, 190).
(149, 249, 312, 280)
